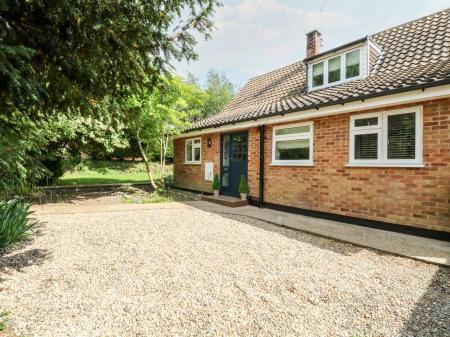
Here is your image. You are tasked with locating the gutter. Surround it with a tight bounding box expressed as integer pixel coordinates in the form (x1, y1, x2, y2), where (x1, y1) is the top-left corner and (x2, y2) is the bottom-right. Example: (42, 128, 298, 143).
(258, 125, 265, 208)
(188, 78, 450, 132)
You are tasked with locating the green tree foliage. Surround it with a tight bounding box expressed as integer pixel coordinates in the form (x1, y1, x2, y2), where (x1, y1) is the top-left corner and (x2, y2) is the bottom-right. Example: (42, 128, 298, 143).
(127, 76, 207, 188)
(201, 69, 235, 118)
(0, 0, 220, 196)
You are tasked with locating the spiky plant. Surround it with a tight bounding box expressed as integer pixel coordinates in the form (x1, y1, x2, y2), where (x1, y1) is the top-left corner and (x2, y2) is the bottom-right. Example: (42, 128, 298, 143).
(0, 200, 36, 250)
(239, 175, 248, 194)
(212, 174, 220, 190)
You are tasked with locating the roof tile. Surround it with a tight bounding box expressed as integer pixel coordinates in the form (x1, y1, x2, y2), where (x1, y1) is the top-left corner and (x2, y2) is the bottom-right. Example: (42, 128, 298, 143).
(191, 9, 450, 130)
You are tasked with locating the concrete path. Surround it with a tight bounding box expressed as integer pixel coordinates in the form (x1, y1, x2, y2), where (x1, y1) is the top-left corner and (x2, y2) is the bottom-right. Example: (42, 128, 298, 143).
(32, 201, 450, 266)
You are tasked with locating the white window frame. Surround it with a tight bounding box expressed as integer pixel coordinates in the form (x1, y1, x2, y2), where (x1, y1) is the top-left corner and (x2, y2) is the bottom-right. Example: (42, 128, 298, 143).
(348, 107, 423, 167)
(271, 121, 314, 166)
(185, 137, 201, 164)
(309, 46, 363, 91)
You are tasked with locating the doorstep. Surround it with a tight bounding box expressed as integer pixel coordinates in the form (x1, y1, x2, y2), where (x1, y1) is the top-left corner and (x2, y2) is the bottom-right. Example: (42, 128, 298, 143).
(202, 195, 248, 208)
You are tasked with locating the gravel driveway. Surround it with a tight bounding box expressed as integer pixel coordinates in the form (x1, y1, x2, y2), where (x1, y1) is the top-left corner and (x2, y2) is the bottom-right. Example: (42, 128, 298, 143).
(0, 204, 448, 337)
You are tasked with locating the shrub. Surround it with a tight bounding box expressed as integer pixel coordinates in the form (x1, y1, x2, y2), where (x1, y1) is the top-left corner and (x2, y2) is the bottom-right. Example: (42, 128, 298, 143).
(239, 175, 248, 194)
(212, 174, 220, 190)
(0, 200, 36, 251)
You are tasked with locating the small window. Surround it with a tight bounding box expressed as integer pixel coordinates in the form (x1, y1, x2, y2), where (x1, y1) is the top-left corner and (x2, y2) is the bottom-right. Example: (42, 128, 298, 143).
(346, 50, 360, 79)
(272, 122, 313, 165)
(354, 133, 378, 159)
(354, 117, 378, 127)
(349, 108, 422, 166)
(387, 112, 415, 159)
(185, 137, 201, 164)
(328, 56, 341, 83)
(312, 62, 324, 87)
(275, 124, 310, 136)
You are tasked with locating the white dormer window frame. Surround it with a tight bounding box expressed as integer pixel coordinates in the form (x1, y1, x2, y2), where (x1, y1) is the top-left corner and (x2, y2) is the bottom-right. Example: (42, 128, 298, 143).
(308, 45, 365, 91)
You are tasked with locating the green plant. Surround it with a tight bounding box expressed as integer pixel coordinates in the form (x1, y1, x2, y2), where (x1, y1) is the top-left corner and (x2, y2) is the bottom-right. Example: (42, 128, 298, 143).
(212, 174, 220, 190)
(239, 175, 248, 194)
(0, 200, 36, 251)
(0, 309, 10, 331)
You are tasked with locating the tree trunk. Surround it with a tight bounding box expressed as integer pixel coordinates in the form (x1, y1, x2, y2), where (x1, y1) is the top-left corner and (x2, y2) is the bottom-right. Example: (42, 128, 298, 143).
(162, 133, 168, 176)
(136, 131, 157, 190)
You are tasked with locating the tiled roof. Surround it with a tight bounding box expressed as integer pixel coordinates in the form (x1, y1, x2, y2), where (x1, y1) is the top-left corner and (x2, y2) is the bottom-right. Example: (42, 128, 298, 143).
(191, 8, 450, 130)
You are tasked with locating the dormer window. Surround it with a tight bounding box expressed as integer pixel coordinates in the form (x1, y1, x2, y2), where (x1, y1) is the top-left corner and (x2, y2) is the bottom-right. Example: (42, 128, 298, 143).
(328, 56, 341, 83)
(308, 46, 365, 91)
(345, 50, 360, 78)
(312, 62, 324, 87)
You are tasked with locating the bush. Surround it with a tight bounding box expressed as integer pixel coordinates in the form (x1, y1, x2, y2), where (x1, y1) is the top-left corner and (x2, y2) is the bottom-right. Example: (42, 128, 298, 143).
(212, 174, 220, 190)
(239, 175, 248, 194)
(0, 200, 36, 251)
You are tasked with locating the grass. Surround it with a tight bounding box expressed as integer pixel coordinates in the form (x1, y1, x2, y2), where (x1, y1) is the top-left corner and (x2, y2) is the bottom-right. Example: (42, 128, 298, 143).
(57, 160, 172, 186)
(0, 310, 9, 332)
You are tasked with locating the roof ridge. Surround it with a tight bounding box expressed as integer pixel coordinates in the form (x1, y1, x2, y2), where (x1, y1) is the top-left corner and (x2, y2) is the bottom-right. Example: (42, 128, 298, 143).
(247, 61, 303, 81)
(371, 7, 449, 38)
(235, 8, 449, 89)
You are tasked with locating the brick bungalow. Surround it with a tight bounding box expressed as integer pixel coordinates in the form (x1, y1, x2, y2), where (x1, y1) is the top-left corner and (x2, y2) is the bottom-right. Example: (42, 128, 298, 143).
(173, 9, 450, 239)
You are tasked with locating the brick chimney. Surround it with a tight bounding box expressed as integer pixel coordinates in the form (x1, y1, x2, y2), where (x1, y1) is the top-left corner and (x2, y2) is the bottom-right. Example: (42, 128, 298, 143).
(306, 30, 322, 58)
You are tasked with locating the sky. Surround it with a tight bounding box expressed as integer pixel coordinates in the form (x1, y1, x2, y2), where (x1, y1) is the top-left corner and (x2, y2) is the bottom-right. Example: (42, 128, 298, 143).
(174, 0, 450, 88)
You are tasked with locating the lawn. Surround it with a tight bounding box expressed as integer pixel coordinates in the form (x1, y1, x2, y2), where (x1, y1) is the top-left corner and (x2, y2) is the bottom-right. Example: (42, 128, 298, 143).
(57, 160, 172, 186)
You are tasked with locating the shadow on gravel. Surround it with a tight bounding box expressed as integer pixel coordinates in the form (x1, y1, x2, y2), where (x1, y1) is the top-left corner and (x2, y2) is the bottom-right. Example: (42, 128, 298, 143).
(193, 207, 364, 257)
(399, 267, 450, 337)
(0, 248, 50, 283)
(0, 222, 50, 283)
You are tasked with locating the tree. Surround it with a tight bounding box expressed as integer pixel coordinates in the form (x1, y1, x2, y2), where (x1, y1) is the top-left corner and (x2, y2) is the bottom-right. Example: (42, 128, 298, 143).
(201, 69, 235, 118)
(127, 76, 206, 188)
(0, 0, 220, 196)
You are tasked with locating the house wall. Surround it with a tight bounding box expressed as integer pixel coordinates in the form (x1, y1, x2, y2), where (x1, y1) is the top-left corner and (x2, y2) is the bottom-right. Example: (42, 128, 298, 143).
(173, 97, 450, 232)
(173, 133, 220, 192)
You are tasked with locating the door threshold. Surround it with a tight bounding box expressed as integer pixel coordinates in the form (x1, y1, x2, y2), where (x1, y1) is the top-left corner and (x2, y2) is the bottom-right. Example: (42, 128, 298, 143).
(202, 195, 248, 208)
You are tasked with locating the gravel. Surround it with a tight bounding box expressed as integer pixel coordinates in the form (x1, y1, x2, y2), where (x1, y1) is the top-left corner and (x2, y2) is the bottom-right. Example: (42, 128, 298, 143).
(0, 206, 448, 337)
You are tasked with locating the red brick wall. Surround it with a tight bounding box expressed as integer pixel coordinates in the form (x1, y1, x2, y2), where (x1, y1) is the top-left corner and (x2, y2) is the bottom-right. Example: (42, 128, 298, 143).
(173, 133, 220, 192)
(173, 98, 450, 232)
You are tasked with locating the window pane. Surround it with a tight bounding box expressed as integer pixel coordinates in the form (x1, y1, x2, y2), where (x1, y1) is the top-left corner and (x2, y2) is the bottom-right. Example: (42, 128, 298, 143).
(275, 125, 310, 136)
(312, 62, 324, 87)
(328, 56, 341, 83)
(193, 139, 201, 145)
(354, 133, 378, 159)
(186, 142, 192, 161)
(355, 117, 378, 127)
(387, 112, 416, 159)
(193, 147, 200, 161)
(346, 50, 360, 78)
(222, 172, 229, 187)
(223, 135, 229, 166)
(231, 135, 247, 160)
(275, 139, 310, 160)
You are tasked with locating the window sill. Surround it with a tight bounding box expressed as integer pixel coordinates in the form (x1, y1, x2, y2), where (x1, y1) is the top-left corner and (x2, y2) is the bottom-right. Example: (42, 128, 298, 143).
(270, 163, 314, 167)
(184, 162, 201, 165)
(346, 163, 425, 168)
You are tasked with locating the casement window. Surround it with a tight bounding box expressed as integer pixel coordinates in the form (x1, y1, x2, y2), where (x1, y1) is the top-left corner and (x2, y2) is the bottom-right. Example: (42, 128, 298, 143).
(312, 62, 324, 87)
(309, 47, 362, 90)
(185, 137, 201, 164)
(328, 56, 341, 83)
(349, 107, 422, 166)
(272, 122, 314, 165)
(345, 50, 360, 78)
